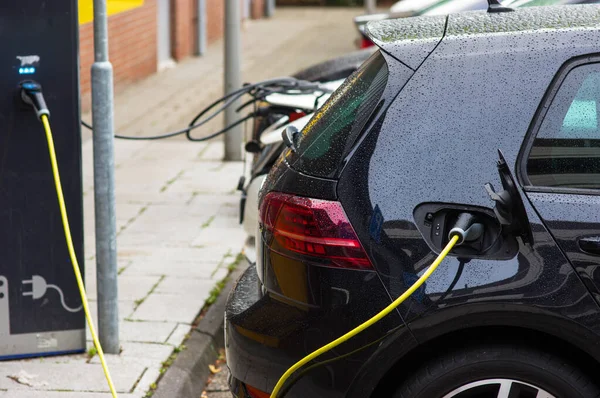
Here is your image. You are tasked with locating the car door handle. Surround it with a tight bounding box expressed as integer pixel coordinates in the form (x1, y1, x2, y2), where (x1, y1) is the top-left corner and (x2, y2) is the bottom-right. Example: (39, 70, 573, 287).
(578, 237, 600, 255)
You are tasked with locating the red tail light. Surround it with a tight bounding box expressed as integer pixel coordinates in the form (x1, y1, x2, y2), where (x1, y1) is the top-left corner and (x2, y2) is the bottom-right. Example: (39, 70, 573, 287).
(288, 111, 306, 122)
(360, 37, 374, 49)
(260, 192, 373, 270)
(245, 384, 270, 398)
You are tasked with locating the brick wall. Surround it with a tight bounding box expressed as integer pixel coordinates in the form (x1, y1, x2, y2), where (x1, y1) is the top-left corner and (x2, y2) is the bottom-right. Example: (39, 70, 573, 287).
(207, 1, 263, 45)
(171, 0, 196, 60)
(79, 0, 158, 111)
(252, 0, 265, 19)
(79, 0, 265, 112)
(207, 0, 225, 44)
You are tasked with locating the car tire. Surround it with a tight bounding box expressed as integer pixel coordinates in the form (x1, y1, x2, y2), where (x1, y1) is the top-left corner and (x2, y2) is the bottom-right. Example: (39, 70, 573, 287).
(292, 48, 376, 82)
(392, 344, 600, 398)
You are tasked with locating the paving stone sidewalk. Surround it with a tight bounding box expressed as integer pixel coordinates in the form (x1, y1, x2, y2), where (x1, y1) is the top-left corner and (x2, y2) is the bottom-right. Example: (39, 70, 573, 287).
(0, 7, 360, 397)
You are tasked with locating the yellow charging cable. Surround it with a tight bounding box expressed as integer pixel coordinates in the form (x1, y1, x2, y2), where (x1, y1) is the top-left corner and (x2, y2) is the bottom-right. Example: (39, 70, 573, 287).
(270, 234, 460, 398)
(40, 115, 118, 398)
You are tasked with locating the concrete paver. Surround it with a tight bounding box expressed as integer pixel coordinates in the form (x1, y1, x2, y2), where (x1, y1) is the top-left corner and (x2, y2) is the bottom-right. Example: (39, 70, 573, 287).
(0, 7, 360, 397)
(154, 276, 217, 298)
(86, 275, 161, 301)
(0, 362, 145, 392)
(132, 366, 162, 395)
(130, 294, 207, 323)
(118, 321, 179, 344)
(165, 323, 192, 347)
(123, 256, 230, 279)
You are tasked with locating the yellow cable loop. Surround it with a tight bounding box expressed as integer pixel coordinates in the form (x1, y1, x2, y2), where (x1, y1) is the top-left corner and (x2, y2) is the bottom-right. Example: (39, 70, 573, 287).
(270, 234, 460, 398)
(40, 115, 118, 398)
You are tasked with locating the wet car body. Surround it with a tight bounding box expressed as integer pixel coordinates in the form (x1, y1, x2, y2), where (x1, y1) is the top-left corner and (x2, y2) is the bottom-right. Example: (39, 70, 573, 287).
(354, 0, 600, 49)
(227, 5, 600, 398)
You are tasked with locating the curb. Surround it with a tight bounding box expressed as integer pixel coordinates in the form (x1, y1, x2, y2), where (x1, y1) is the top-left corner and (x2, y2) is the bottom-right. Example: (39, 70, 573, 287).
(153, 262, 247, 398)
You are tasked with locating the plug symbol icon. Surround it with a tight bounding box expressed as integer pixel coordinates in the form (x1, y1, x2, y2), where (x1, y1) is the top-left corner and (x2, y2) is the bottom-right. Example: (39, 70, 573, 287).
(22, 275, 82, 313)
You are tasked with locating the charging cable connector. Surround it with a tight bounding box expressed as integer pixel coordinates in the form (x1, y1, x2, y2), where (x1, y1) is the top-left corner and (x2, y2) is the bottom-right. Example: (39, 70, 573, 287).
(448, 213, 484, 246)
(20, 81, 49, 119)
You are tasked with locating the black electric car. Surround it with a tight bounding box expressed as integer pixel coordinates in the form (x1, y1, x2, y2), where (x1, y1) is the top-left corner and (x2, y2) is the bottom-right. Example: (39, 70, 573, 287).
(226, 4, 600, 397)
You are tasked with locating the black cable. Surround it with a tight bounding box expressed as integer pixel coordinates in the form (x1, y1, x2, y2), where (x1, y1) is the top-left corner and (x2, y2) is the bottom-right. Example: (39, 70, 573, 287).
(186, 78, 299, 128)
(185, 113, 255, 142)
(82, 77, 330, 142)
(82, 89, 251, 141)
(436, 259, 467, 303)
(83, 112, 254, 142)
(185, 87, 255, 129)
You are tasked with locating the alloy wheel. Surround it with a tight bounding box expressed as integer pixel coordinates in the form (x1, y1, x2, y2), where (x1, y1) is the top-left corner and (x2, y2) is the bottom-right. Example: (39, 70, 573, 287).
(442, 379, 556, 398)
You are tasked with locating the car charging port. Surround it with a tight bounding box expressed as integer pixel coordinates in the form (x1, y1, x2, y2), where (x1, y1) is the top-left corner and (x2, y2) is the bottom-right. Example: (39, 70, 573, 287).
(414, 203, 518, 260)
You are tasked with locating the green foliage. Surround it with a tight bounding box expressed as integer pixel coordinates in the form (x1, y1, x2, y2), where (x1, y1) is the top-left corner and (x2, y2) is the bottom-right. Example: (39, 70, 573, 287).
(87, 347, 97, 359)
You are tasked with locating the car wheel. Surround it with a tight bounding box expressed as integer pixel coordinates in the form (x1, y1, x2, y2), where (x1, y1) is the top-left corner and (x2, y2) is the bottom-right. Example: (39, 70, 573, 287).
(393, 344, 600, 398)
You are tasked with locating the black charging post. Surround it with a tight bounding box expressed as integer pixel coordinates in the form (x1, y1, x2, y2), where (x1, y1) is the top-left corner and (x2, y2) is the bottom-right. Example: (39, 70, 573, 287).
(0, 0, 85, 359)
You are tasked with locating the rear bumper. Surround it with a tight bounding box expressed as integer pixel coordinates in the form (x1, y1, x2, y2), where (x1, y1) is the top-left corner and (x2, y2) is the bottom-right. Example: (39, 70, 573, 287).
(225, 264, 288, 395)
(225, 258, 407, 397)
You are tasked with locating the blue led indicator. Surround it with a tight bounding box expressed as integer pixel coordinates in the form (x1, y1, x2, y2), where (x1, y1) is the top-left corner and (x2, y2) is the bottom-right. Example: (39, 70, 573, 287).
(18, 67, 36, 75)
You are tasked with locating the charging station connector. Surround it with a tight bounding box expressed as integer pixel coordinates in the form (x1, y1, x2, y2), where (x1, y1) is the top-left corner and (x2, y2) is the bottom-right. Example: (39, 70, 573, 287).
(20, 81, 49, 119)
(448, 213, 484, 246)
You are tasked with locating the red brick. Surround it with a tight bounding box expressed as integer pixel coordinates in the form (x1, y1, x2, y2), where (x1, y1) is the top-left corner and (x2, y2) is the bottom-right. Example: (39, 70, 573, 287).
(171, 0, 195, 60)
(79, 0, 158, 112)
(207, 1, 225, 44)
(252, 0, 265, 19)
(78, 0, 265, 112)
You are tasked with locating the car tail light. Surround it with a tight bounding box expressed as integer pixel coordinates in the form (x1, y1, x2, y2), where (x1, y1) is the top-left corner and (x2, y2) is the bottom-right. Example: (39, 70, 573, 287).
(360, 37, 374, 49)
(260, 192, 373, 270)
(288, 110, 306, 122)
(245, 384, 270, 398)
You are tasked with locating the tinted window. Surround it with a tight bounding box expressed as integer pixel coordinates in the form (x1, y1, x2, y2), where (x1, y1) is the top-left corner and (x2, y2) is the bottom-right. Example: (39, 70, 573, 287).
(291, 51, 389, 178)
(527, 63, 600, 189)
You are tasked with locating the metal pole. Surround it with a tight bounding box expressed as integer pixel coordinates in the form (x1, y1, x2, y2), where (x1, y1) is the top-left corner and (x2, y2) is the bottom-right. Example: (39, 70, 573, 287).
(197, 0, 207, 55)
(365, 0, 376, 14)
(224, 0, 243, 161)
(91, 0, 119, 354)
(265, 0, 275, 18)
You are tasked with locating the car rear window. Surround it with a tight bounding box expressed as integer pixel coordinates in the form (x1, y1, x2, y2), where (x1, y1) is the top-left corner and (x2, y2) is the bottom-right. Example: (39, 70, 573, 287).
(289, 51, 389, 179)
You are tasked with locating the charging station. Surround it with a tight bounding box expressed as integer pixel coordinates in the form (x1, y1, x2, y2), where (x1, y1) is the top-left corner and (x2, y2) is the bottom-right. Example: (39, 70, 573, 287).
(0, 0, 85, 359)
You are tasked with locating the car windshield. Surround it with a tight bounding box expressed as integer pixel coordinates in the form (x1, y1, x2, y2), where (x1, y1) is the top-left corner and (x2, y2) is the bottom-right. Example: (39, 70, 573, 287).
(290, 51, 389, 179)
